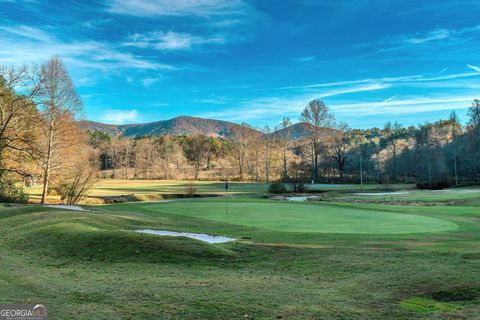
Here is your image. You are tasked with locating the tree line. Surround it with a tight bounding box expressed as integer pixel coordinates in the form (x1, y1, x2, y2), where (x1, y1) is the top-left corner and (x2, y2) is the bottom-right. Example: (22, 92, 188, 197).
(86, 99, 480, 189)
(2, 57, 480, 204)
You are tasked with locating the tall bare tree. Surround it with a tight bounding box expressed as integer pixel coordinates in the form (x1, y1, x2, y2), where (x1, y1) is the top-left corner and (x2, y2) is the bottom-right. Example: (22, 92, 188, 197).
(300, 99, 333, 182)
(231, 124, 253, 180)
(448, 111, 461, 186)
(262, 125, 273, 183)
(326, 122, 353, 180)
(383, 121, 403, 183)
(277, 117, 292, 181)
(37, 57, 83, 204)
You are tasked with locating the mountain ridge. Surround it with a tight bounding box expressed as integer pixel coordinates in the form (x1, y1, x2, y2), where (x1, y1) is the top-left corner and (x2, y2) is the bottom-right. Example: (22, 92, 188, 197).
(80, 116, 312, 139)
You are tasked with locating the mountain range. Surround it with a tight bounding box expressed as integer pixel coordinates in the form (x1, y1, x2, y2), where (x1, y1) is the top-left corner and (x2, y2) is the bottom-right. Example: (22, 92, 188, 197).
(80, 116, 312, 139)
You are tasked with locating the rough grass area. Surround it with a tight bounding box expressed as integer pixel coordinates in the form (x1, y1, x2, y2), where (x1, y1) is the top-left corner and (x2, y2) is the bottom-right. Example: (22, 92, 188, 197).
(25, 179, 268, 203)
(1, 196, 480, 319)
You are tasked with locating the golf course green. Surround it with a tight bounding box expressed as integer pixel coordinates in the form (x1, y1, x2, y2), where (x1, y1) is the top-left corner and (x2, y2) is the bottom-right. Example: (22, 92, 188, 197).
(121, 200, 458, 234)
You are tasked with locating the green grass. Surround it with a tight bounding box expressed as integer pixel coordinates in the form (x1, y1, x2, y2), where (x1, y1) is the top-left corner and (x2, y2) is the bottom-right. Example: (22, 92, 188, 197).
(329, 186, 480, 205)
(4, 185, 480, 319)
(108, 199, 457, 234)
(25, 179, 269, 203)
(400, 297, 460, 313)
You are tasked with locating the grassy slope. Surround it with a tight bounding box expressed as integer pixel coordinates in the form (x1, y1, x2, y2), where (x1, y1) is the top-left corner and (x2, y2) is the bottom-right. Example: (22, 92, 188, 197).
(1, 199, 480, 319)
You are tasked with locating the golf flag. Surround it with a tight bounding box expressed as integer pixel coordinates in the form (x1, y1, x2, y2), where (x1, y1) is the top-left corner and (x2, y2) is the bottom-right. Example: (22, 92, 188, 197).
(225, 181, 229, 190)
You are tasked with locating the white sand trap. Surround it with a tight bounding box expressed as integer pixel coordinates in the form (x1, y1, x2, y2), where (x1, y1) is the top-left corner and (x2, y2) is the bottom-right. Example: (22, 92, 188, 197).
(135, 229, 235, 244)
(352, 191, 409, 196)
(286, 196, 320, 202)
(45, 205, 89, 211)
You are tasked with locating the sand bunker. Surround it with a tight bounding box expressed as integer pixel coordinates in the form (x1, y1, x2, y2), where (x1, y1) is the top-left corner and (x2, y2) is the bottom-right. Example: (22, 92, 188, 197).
(286, 196, 320, 202)
(45, 205, 89, 211)
(135, 229, 235, 244)
(352, 191, 409, 196)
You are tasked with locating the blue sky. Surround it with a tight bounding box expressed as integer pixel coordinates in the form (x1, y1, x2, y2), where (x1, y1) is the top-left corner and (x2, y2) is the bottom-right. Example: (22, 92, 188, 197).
(2, 0, 480, 128)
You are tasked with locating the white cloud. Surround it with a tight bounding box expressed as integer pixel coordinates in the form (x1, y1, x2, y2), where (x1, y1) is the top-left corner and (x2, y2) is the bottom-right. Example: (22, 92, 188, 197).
(125, 31, 224, 51)
(141, 77, 161, 87)
(107, 0, 246, 17)
(99, 109, 141, 124)
(467, 64, 480, 73)
(296, 56, 316, 62)
(276, 70, 480, 91)
(405, 28, 452, 44)
(199, 66, 480, 122)
(355, 24, 480, 56)
(0, 25, 174, 72)
(200, 83, 389, 120)
(333, 96, 474, 118)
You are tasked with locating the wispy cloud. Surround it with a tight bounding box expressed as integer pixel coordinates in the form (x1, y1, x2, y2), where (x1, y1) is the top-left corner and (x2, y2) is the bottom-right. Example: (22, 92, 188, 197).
(382, 95, 398, 103)
(467, 64, 480, 73)
(333, 96, 474, 118)
(295, 56, 316, 63)
(276, 70, 480, 91)
(107, 0, 246, 17)
(124, 31, 224, 51)
(405, 28, 453, 44)
(99, 109, 141, 124)
(356, 25, 480, 56)
(141, 77, 161, 87)
(0, 25, 174, 72)
(199, 66, 480, 123)
(200, 83, 389, 120)
(438, 67, 448, 74)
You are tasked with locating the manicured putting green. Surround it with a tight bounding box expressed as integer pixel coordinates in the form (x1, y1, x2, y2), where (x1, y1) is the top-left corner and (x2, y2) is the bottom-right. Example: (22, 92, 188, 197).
(138, 201, 457, 234)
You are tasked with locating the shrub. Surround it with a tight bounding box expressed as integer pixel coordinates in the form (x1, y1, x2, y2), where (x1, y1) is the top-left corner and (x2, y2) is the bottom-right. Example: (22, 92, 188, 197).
(185, 183, 197, 197)
(52, 164, 97, 204)
(416, 182, 450, 190)
(0, 177, 28, 203)
(296, 183, 306, 193)
(269, 182, 287, 194)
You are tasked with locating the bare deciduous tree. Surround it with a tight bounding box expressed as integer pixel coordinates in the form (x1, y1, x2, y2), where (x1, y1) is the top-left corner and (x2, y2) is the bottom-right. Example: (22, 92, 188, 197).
(277, 117, 292, 181)
(300, 99, 333, 182)
(37, 56, 83, 203)
(54, 162, 97, 204)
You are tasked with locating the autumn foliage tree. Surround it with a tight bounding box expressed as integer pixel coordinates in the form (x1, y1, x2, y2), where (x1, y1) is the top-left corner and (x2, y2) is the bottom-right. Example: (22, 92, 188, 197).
(36, 56, 85, 203)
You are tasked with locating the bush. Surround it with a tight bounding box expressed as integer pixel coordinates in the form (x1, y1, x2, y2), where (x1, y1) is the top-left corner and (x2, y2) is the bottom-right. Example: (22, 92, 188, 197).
(185, 183, 197, 197)
(296, 183, 306, 193)
(416, 182, 450, 190)
(0, 177, 28, 203)
(269, 182, 287, 194)
(52, 165, 97, 204)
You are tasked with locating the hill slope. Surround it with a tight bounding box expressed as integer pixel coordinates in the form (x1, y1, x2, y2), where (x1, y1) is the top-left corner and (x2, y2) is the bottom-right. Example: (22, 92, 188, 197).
(80, 116, 261, 139)
(80, 116, 319, 139)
